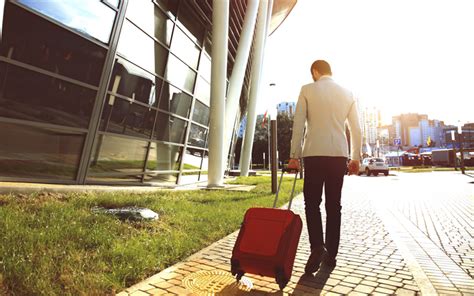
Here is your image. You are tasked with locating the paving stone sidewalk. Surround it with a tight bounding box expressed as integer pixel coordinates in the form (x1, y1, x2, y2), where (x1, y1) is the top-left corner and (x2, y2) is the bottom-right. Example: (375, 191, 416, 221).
(118, 172, 473, 295)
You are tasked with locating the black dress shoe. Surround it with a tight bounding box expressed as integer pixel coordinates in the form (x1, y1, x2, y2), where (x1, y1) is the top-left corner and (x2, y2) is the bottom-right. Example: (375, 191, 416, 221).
(305, 246, 327, 274)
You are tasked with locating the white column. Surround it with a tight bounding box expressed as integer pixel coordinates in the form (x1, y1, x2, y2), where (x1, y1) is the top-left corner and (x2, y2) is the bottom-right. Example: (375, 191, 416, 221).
(240, 0, 269, 176)
(207, 0, 229, 187)
(222, 0, 259, 172)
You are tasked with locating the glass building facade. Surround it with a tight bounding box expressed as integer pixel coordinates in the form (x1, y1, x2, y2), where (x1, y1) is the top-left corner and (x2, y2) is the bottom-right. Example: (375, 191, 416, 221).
(0, 0, 296, 186)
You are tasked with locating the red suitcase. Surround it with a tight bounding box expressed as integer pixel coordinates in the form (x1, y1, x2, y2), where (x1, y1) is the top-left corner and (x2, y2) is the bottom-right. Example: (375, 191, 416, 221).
(231, 169, 303, 290)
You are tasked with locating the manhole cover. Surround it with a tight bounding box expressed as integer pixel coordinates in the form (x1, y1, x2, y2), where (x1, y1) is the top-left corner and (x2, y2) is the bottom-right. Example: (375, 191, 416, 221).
(182, 270, 252, 295)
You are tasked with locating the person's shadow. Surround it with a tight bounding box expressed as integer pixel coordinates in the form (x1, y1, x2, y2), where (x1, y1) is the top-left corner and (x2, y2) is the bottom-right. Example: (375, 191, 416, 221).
(292, 266, 335, 295)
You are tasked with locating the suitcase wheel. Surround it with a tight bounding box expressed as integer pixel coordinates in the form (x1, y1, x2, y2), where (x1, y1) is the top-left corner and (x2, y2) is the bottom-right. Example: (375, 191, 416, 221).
(231, 259, 244, 280)
(235, 271, 244, 281)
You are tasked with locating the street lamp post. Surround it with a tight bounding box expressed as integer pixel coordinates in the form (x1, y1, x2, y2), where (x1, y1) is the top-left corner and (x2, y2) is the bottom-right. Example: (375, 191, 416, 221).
(451, 130, 457, 170)
(268, 83, 278, 193)
(458, 124, 465, 174)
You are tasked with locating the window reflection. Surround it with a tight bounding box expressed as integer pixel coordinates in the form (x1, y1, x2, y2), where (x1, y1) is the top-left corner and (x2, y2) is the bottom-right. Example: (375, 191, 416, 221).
(117, 20, 169, 77)
(0, 62, 96, 128)
(194, 77, 210, 106)
(126, 0, 174, 46)
(165, 54, 196, 93)
(1, 3, 106, 86)
(108, 58, 161, 106)
(188, 124, 208, 148)
(170, 27, 200, 69)
(0, 121, 85, 180)
(88, 135, 147, 176)
(158, 82, 192, 117)
(192, 100, 210, 126)
(100, 96, 156, 139)
(146, 142, 182, 171)
(14, 0, 116, 44)
(144, 172, 177, 184)
(183, 147, 207, 169)
(154, 112, 187, 144)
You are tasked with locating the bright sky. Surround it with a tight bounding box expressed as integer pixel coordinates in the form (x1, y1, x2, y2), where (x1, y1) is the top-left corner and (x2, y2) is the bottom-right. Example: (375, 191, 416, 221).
(261, 0, 474, 126)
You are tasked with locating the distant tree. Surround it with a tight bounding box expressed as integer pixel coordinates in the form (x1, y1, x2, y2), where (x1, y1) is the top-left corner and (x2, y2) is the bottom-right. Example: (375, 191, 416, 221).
(233, 113, 295, 168)
(276, 113, 294, 163)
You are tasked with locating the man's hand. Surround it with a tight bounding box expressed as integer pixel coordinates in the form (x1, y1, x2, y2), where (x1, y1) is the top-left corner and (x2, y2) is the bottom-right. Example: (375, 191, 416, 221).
(347, 160, 360, 176)
(287, 158, 300, 173)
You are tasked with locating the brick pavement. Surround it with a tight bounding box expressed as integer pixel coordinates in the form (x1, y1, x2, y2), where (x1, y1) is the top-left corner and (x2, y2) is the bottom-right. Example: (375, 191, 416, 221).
(118, 172, 473, 295)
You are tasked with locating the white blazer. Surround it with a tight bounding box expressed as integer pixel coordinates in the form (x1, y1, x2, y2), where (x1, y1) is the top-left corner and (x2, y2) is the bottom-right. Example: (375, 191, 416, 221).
(290, 76, 362, 160)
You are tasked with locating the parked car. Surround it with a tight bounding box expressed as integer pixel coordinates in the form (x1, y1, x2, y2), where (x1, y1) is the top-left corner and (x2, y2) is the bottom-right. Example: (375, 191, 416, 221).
(359, 158, 389, 176)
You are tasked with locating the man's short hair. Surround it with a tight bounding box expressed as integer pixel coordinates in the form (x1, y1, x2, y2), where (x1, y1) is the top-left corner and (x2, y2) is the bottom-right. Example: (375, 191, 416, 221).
(311, 60, 332, 75)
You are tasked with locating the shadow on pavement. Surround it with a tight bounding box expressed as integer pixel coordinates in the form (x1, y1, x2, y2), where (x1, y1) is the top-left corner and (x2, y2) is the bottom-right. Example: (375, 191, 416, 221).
(292, 266, 335, 295)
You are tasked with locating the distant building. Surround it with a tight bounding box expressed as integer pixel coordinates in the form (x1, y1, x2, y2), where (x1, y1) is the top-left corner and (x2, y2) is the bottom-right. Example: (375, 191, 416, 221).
(360, 106, 381, 145)
(392, 113, 426, 146)
(462, 123, 474, 149)
(277, 102, 296, 116)
(444, 123, 474, 149)
(391, 113, 445, 147)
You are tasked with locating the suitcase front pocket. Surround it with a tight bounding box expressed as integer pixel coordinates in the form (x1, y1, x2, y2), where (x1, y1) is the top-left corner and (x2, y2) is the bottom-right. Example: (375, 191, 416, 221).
(239, 218, 287, 256)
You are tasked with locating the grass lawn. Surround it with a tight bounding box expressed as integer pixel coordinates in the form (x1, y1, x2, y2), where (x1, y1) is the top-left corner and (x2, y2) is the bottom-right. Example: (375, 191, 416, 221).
(0, 176, 302, 295)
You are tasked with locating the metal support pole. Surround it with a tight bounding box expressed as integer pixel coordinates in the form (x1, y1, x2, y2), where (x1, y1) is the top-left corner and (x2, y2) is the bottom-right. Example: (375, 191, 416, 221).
(240, 0, 269, 176)
(271, 119, 277, 193)
(208, 0, 229, 187)
(222, 0, 258, 172)
(267, 119, 271, 170)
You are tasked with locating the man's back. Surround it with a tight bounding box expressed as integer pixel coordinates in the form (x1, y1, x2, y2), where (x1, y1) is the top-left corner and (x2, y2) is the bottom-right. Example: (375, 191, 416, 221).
(290, 76, 361, 160)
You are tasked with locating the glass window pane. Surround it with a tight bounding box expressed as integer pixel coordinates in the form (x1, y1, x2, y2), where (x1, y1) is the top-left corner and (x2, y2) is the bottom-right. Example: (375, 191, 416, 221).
(126, 0, 174, 46)
(88, 135, 147, 176)
(194, 76, 210, 106)
(192, 100, 209, 126)
(170, 27, 200, 69)
(117, 20, 169, 77)
(109, 58, 161, 106)
(199, 55, 211, 82)
(14, 0, 116, 44)
(104, 0, 120, 9)
(0, 121, 84, 180)
(176, 1, 205, 45)
(100, 96, 156, 139)
(165, 54, 196, 93)
(146, 142, 182, 171)
(188, 124, 208, 148)
(154, 112, 187, 144)
(158, 82, 192, 117)
(1, 3, 107, 86)
(0, 62, 96, 128)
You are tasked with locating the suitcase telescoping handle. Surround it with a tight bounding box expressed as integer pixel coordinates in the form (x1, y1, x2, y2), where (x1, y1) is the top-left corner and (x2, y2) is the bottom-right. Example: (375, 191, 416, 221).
(272, 167, 299, 210)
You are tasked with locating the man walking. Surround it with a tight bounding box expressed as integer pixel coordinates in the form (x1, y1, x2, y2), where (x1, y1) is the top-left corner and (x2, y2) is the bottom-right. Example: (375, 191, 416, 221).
(288, 60, 362, 274)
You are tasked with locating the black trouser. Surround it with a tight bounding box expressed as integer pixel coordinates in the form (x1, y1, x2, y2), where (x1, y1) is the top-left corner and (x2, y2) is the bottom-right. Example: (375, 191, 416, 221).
(303, 156, 347, 258)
